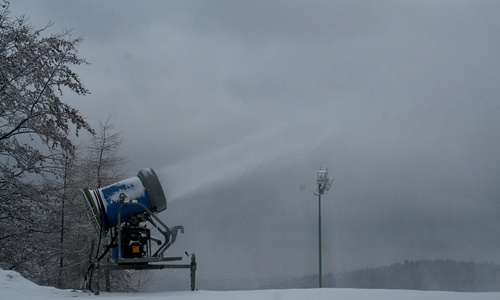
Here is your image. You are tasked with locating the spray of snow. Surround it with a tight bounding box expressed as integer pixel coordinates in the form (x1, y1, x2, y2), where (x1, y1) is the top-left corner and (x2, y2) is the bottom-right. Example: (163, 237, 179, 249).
(156, 122, 331, 203)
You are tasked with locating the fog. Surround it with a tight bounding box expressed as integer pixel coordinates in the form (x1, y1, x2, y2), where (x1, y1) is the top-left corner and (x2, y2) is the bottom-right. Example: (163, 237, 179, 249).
(9, 0, 500, 289)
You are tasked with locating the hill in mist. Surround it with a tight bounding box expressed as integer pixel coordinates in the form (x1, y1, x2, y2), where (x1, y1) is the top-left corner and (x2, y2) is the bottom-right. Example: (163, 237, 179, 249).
(260, 259, 500, 292)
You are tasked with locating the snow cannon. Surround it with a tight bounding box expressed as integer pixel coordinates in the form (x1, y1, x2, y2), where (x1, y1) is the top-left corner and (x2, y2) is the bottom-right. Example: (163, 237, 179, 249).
(80, 168, 195, 294)
(82, 168, 167, 233)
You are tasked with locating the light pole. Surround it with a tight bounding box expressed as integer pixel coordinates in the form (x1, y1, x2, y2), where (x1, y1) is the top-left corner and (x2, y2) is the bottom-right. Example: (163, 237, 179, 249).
(315, 166, 333, 288)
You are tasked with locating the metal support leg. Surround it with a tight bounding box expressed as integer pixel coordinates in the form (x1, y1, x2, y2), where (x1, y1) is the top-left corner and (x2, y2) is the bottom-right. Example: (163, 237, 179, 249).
(105, 270, 111, 292)
(190, 253, 197, 291)
(95, 262, 100, 295)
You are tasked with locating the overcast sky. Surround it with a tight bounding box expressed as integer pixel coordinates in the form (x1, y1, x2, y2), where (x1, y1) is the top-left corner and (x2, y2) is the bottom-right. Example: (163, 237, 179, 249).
(9, 0, 500, 290)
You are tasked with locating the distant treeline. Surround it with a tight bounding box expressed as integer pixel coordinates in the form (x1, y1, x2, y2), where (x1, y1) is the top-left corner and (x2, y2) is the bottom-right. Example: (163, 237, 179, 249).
(261, 259, 500, 292)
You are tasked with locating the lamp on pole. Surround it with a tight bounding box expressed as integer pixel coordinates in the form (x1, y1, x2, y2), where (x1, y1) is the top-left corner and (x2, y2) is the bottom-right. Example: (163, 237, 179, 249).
(315, 166, 333, 288)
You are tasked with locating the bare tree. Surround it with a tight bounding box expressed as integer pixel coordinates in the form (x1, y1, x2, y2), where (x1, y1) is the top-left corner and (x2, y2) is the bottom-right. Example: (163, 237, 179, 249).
(51, 117, 131, 290)
(82, 115, 129, 189)
(52, 146, 96, 289)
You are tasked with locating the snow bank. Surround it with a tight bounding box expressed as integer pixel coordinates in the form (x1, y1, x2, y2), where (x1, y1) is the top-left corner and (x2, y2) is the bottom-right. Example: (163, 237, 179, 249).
(2, 268, 500, 300)
(0, 268, 89, 299)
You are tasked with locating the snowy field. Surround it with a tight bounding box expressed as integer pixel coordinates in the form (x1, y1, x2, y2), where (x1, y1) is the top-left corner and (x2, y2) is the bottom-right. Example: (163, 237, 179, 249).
(2, 269, 500, 300)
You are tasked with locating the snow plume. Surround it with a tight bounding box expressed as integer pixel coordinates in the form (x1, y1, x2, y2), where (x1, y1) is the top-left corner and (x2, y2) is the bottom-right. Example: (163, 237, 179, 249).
(156, 122, 331, 203)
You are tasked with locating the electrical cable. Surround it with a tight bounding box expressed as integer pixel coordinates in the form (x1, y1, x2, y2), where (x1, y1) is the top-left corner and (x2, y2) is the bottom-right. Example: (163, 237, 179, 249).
(84, 228, 117, 292)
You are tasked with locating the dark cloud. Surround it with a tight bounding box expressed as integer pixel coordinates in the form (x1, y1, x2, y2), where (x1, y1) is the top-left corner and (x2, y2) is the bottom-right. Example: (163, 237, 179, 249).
(8, 0, 500, 290)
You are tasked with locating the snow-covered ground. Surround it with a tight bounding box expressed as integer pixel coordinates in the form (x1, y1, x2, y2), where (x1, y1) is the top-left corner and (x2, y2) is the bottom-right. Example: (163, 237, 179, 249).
(2, 268, 500, 300)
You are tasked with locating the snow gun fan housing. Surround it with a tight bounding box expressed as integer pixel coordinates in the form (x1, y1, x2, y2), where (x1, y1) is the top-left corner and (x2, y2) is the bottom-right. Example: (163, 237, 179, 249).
(82, 168, 167, 233)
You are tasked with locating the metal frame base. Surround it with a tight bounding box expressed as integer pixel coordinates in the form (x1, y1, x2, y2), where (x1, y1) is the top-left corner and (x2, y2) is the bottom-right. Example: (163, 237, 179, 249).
(94, 254, 196, 295)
